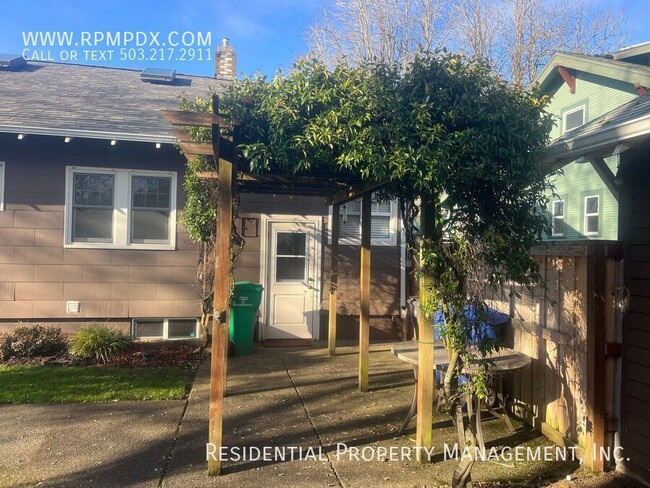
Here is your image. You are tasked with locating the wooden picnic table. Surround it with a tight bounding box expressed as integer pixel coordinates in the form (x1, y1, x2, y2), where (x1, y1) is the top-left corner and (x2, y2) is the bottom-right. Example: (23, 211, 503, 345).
(392, 341, 531, 447)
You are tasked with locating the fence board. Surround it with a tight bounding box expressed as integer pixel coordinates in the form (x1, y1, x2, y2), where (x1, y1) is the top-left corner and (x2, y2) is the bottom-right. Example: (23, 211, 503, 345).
(496, 242, 622, 470)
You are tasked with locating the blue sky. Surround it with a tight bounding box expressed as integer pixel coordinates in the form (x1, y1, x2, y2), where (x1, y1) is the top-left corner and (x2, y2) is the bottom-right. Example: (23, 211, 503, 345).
(0, 0, 649, 78)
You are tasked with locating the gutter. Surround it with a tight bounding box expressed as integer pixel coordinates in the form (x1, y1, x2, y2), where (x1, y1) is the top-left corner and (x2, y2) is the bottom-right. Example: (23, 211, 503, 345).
(544, 113, 650, 169)
(0, 124, 176, 144)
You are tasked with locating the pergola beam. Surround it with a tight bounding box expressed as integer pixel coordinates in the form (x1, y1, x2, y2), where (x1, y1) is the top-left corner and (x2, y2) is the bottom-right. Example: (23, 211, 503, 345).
(179, 141, 216, 156)
(358, 193, 372, 392)
(161, 109, 230, 127)
(327, 180, 389, 206)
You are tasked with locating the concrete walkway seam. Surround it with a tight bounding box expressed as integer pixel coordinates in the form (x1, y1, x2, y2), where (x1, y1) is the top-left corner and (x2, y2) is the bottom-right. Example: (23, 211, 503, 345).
(282, 356, 345, 488)
(157, 365, 197, 487)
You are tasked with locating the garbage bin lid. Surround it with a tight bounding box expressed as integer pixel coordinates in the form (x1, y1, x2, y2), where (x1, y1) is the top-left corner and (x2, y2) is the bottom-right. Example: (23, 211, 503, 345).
(233, 281, 264, 291)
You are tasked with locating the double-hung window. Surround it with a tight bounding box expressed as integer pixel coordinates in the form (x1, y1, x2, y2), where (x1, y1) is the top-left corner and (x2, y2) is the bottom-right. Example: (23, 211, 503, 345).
(584, 195, 600, 235)
(330, 198, 398, 246)
(65, 166, 177, 249)
(551, 200, 565, 237)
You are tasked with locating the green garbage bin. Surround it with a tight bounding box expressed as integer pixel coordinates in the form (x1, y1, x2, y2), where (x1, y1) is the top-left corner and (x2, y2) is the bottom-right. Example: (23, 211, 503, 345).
(229, 281, 264, 355)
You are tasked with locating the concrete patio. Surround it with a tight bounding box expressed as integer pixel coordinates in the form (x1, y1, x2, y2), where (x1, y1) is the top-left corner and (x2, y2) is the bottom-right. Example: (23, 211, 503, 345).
(1, 342, 644, 487)
(163, 342, 595, 488)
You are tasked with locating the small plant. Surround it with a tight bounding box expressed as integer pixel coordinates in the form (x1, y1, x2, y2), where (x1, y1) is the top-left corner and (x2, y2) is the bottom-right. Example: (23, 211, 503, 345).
(0, 324, 66, 361)
(68, 324, 133, 364)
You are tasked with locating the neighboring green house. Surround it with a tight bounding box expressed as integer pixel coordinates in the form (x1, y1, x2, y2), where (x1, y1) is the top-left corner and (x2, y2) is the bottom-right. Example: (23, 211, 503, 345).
(535, 42, 650, 240)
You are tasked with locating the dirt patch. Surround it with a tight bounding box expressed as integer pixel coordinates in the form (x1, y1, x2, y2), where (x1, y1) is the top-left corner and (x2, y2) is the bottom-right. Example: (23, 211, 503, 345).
(0, 341, 202, 370)
(471, 469, 646, 487)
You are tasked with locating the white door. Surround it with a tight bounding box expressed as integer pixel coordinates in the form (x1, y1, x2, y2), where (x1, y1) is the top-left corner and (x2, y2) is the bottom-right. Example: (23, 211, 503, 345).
(266, 221, 319, 339)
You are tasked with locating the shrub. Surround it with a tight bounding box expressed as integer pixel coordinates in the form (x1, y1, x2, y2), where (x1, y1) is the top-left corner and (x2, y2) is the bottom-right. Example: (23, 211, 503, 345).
(0, 324, 66, 360)
(68, 324, 133, 364)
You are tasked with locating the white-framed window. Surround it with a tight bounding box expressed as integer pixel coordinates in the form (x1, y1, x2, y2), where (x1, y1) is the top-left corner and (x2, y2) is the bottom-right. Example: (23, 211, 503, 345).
(562, 105, 585, 134)
(64, 166, 177, 250)
(584, 195, 600, 235)
(0, 161, 5, 211)
(551, 200, 565, 237)
(132, 318, 199, 340)
(329, 198, 399, 246)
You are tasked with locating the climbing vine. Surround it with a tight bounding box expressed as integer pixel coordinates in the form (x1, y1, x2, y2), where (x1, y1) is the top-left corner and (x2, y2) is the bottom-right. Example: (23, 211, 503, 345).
(181, 52, 556, 487)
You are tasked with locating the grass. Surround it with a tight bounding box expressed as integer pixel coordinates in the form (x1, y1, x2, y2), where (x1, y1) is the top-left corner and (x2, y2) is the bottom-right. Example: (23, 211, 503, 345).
(0, 365, 191, 404)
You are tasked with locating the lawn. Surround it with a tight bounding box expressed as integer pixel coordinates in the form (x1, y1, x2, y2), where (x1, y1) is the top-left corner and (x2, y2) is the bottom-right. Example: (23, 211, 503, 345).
(0, 365, 191, 403)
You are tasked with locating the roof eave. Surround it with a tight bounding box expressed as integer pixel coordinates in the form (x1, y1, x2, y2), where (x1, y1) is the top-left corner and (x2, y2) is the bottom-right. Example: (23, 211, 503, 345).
(533, 52, 650, 94)
(543, 115, 650, 169)
(0, 125, 177, 144)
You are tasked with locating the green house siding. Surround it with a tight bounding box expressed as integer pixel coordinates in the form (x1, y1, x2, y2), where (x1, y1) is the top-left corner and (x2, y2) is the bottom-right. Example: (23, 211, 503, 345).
(545, 156, 618, 241)
(547, 74, 637, 140)
(543, 71, 636, 241)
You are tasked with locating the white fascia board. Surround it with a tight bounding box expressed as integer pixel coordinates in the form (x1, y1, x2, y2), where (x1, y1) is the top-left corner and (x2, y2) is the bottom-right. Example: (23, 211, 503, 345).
(0, 124, 176, 144)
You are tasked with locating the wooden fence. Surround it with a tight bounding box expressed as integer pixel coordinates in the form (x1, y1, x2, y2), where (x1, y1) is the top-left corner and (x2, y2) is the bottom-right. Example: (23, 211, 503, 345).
(487, 241, 623, 471)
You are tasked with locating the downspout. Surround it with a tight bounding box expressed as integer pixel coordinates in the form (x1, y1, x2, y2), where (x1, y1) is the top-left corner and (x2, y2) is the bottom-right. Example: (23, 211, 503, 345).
(614, 259, 624, 458)
(400, 212, 407, 319)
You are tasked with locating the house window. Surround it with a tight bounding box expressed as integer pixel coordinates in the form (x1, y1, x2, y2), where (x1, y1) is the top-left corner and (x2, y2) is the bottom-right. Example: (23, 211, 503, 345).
(65, 166, 177, 249)
(562, 105, 585, 133)
(0, 161, 5, 211)
(551, 200, 565, 237)
(584, 195, 600, 235)
(72, 173, 115, 242)
(131, 176, 172, 244)
(133, 318, 199, 340)
(330, 198, 398, 246)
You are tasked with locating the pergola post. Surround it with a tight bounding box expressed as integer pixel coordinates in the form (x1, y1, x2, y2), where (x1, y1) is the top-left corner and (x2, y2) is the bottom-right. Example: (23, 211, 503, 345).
(208, 96, 233, 476)
(359, 193, 372, 392)
(328, 204, 340, 356)
(416, 197, 435, 462)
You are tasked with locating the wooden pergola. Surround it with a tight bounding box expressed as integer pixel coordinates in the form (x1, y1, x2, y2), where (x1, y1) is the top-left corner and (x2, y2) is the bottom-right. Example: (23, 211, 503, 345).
(162, 96, 437, 475)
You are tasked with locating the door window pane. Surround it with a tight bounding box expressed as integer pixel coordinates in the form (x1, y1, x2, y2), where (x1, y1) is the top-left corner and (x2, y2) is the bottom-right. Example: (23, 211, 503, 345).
(276, 231, 307, 282)
(276, 232, 306, 256)
(276, 257, 306, 282)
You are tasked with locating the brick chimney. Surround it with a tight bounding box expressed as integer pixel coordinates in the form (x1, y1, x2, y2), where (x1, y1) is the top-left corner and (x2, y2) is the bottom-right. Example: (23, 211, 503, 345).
(215, 37, 237, 80)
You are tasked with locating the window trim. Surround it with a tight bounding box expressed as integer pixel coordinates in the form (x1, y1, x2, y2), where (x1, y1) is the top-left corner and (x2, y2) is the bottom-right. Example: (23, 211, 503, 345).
(131, 318, 200, 341)
(0, 161, 5, 212)
(551, 199, 565, 237)
(562, 104, 586, 134)
(328, 199, 399, 246)
(583, 194, 600, 236)
(64, 166, 177, 250)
